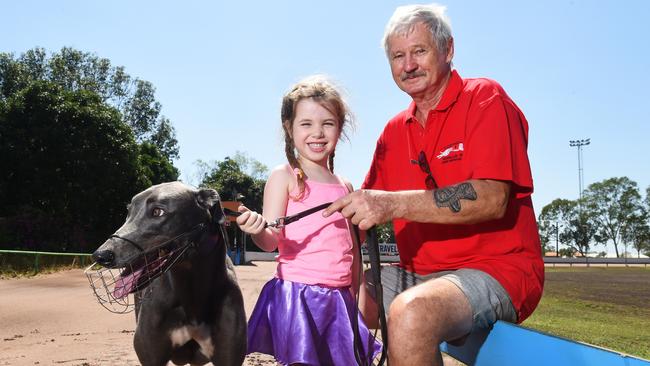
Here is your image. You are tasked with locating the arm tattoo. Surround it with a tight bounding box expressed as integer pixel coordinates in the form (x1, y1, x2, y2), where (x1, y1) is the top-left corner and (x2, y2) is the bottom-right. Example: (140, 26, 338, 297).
(433, 183, 478, 213)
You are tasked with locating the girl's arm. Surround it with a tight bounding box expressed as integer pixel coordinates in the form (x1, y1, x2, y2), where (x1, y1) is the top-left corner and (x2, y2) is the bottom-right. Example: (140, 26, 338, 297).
(236, 166, 291, 252)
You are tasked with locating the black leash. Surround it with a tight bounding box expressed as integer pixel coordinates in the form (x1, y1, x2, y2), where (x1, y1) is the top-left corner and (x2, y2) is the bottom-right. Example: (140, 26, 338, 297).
(223, 202, 332, 228)
(352, 226, 388, 366)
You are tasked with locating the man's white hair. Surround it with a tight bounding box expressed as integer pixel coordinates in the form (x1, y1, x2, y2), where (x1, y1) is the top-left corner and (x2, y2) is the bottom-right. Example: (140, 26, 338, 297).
(381, 3, 453, 57)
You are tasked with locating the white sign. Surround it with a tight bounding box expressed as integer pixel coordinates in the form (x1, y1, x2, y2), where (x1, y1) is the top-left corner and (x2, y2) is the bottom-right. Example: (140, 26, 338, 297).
(361, 242, 399, 256)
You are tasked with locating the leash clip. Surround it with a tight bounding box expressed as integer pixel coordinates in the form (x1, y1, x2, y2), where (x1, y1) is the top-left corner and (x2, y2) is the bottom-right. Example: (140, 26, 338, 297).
(267, 217, 286, 229)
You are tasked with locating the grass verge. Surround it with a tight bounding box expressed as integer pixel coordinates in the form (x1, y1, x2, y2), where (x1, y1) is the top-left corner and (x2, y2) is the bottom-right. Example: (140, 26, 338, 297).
(523, 267, 650, 359)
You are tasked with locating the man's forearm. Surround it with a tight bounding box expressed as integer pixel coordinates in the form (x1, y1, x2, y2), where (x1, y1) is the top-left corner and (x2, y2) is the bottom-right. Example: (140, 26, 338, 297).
(389, 180, 509, 225)
(433, 182, 478, 213)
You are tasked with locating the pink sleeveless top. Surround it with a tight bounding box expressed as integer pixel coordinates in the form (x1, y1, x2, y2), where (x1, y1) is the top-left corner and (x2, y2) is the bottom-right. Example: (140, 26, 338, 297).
(275, 166, 354, 287)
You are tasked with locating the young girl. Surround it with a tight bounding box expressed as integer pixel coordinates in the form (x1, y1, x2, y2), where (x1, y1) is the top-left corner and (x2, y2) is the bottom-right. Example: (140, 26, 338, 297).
(236, 75, 381, 365)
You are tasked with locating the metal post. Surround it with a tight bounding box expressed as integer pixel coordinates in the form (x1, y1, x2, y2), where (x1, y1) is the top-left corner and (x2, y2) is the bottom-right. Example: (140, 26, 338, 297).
(555, 222, 559, 257)
(569, 138, 590, 260)
(232, 191, 245, 265)
(569, 138, 590, 200)
(241, 229, 247, 265)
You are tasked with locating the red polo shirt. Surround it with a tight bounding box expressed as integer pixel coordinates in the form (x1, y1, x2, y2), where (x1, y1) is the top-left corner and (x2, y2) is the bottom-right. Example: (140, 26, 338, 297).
(362, 70, 543, 322)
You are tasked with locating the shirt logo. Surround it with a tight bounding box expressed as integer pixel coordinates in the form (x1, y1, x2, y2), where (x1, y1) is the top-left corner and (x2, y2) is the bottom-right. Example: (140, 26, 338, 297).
(436, 142, 464, 163)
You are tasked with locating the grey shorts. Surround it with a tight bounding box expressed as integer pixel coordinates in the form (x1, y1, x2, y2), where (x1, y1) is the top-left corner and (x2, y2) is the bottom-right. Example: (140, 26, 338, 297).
(366, 265, 517, 332)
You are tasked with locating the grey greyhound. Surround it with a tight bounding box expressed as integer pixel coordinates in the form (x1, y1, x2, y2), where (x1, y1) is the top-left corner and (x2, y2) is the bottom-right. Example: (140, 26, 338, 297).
(91, 182, 246, 366)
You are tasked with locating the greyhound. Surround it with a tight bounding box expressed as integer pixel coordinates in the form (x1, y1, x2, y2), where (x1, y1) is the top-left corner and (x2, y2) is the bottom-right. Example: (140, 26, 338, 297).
(90, 182, 246, 366)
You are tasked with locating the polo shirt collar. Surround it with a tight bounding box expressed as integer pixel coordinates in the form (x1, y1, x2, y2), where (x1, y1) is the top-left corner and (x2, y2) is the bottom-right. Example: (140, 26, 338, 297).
(405, 69, 463, 123)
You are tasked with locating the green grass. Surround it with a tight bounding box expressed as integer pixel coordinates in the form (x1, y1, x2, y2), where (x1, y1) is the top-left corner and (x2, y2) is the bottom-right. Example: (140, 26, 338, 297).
(0, 250, 93, 278)
(523, 267, 650, 359)
(0, 264, 83, 278)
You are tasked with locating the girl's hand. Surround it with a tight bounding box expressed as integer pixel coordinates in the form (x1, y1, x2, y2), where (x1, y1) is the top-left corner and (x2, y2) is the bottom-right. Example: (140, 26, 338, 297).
(235, 205, 267, 235)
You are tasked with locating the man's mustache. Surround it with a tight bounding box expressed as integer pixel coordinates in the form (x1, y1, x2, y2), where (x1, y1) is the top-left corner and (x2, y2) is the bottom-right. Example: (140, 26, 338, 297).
(401, 71, 426, 81)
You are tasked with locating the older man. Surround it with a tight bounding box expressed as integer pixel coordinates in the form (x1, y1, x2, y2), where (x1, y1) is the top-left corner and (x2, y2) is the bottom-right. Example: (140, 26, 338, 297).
(324, 3, 544, 365)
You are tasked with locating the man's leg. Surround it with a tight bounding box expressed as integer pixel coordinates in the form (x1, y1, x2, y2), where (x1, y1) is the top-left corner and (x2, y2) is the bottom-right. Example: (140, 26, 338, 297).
(361, 266, 516, 365)
(360, 264, 423, 330)
(387, 277, 473, 366)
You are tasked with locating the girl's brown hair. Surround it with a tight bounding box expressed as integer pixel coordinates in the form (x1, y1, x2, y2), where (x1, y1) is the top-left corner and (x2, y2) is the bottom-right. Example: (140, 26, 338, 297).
(281, 75, 353, 200)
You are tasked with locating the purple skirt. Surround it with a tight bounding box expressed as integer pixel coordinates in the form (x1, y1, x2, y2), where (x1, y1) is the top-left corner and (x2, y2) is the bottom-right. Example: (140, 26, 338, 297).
(247, 277, 382, 365)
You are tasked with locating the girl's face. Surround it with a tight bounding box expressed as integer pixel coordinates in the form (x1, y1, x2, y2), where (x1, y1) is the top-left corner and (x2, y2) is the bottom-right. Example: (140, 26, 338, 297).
(290, 98, 340, 168)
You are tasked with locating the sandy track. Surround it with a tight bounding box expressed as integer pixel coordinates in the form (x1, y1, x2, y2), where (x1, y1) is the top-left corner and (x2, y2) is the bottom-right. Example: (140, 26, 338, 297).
(0, 262, 278, 366)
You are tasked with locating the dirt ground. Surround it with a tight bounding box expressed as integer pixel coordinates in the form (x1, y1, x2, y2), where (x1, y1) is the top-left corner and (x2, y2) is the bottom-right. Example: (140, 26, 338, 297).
(0, 261, 279, 366)
(0, 262, 464, 366)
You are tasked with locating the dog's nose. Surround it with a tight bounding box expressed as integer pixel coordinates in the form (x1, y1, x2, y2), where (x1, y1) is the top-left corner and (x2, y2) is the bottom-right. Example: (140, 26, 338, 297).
(93, 250, 115, 267)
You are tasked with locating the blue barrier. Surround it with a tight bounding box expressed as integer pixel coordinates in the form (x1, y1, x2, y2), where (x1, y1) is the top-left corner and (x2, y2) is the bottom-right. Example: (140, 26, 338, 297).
(440, 321, 650, 366)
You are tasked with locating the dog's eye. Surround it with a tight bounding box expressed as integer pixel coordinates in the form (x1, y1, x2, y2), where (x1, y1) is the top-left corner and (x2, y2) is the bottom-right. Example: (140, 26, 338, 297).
(152, 208, 165, 217)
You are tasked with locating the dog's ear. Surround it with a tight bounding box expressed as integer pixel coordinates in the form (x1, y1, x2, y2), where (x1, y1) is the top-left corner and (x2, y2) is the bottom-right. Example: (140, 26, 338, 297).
(197, 188, 226, 225)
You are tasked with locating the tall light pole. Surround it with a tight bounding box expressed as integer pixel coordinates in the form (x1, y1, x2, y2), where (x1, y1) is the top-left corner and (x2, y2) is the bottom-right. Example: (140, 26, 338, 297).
(555, 222, 560, 257)
(569, 138, 590, 200)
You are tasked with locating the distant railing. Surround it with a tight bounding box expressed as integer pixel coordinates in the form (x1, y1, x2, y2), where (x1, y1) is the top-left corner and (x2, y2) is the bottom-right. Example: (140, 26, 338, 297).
(543, 257, 650, 267)
(0, 249, 93, 274)
(4, 248, 645, 271)
(246, 243, 402, 263)
(242, 247, 650, 266)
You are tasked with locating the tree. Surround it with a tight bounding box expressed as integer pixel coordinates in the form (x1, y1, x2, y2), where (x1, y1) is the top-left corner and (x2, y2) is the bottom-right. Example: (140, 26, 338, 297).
(123, 80, 161, 142)
(137, 142, 179, 188)
(0, 48, 180, 252)
(558, 247, 575, 258)
(644, 186, 650, 257)
(230, 151, 269, 180)
(621, 214, 650, 258)
(150, 116, 179, 161)
(583, 177, 645, 258)
(0, 47, 179, 160)
(376, 222, 396, 244)
(199, 155, 267, 253)
(538, 199, 573, 256)
(538, 198, 598, 257)
(0, 81, 147, 251)
(200, 156, 266, 213)
(563, 210, 599, 258)
(620, 186, 650, 258)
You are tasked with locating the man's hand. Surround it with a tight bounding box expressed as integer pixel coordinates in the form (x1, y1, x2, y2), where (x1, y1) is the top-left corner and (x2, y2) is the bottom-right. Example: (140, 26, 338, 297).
(323, 189, 397, 230)
(235, 205, 267, 235)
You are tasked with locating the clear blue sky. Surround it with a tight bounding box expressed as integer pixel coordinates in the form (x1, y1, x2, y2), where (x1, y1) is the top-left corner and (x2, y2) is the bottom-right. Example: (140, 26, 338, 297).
(4, 1, 649, 236)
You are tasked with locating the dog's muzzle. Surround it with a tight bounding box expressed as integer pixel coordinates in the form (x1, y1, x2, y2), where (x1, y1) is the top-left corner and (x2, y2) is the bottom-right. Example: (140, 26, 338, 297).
(85, 224, 205, 314)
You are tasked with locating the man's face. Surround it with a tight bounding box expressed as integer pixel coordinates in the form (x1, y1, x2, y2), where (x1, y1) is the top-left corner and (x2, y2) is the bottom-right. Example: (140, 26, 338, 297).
(387, 22, 453, 100)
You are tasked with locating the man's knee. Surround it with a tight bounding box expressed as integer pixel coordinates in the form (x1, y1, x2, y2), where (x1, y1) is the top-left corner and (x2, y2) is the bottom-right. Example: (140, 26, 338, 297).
(388, 279, 473, 343)
(388, 291, 440, 337)
(389, 290, 425, 318)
